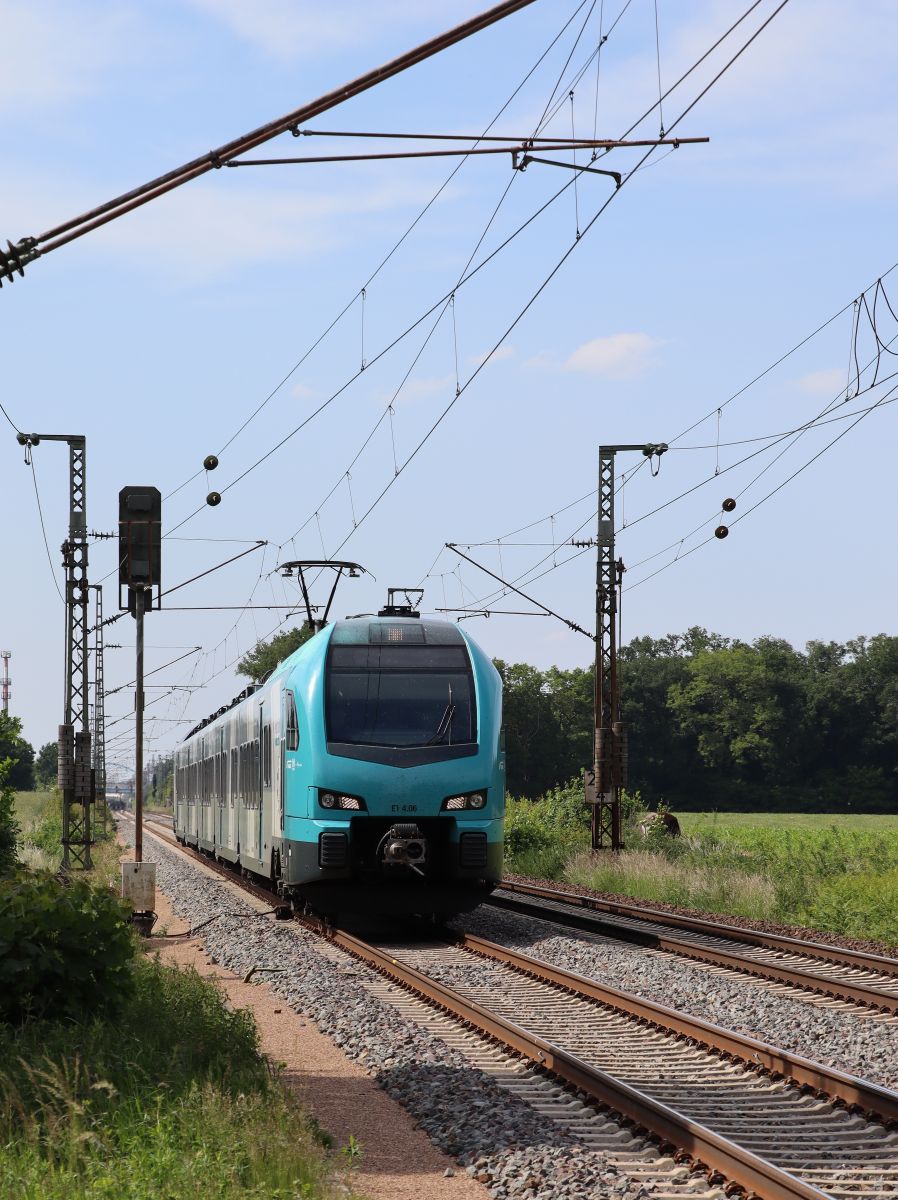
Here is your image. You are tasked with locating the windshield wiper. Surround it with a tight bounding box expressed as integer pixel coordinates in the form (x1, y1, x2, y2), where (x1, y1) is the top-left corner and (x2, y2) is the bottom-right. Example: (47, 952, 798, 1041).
(426, 702, 456, 745)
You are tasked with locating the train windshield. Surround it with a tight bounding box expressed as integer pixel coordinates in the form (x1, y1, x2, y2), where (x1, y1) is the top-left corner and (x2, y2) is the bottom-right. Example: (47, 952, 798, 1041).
(326, 644, 476, 748)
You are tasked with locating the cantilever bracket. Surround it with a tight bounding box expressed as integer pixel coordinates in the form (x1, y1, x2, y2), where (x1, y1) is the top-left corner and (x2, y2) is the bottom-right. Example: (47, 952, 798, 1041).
(513, 153, 621, 188)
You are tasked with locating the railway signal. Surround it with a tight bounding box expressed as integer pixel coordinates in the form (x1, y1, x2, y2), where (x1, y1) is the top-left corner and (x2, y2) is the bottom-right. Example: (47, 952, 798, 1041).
(119, 485, 162, 930)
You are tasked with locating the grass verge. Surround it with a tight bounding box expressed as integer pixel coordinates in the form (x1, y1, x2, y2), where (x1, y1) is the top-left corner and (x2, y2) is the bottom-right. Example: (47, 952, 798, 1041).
(505, 782, 898, 947)
(14, 791, 121, 882)
(0, 954, 355, 1200)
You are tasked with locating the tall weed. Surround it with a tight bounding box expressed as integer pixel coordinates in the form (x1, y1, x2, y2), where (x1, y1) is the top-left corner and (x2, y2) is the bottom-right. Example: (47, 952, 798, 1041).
(565, 849, 777, 919)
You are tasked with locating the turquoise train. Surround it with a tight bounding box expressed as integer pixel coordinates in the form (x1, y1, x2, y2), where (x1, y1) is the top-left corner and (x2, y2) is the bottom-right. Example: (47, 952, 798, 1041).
(173, 613, 504, 915)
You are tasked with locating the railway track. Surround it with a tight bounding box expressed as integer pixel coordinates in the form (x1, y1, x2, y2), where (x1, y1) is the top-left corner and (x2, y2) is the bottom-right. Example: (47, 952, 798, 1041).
(131, 816, 898, 1200)
(491, 881, 898, 1017)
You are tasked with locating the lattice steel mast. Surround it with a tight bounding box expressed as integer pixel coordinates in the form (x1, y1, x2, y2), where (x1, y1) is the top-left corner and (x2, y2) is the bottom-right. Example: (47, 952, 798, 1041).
(17, 432, 92, 868)
(587, 443, 666, 851)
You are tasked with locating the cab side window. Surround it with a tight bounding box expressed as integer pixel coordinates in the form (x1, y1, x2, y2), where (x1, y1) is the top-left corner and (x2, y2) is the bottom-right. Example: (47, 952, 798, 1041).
(285, 691, 299, 751)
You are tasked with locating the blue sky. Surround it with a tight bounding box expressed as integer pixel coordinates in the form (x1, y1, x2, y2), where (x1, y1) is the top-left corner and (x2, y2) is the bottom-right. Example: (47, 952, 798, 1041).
(2, 0, 896, 774)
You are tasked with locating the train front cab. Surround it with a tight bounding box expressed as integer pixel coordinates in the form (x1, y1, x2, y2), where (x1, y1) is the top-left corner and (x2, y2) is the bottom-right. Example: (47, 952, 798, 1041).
(276, 617, 504, 915)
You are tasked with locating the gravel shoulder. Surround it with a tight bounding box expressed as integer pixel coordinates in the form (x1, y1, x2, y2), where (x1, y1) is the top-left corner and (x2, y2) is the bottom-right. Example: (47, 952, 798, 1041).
(135, 837, 488, 1200)
(128, 825, 658, 1200)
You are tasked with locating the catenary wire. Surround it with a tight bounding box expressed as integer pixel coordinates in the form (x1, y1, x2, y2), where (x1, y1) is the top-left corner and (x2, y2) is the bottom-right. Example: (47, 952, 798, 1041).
(276, 0, 782, 583)
(29, 456, 65, 603)
(626, 379, 898, 593)
(127, 0, 785, 751)
(163, 0, 657, 537)
(162, 0, 595, 504)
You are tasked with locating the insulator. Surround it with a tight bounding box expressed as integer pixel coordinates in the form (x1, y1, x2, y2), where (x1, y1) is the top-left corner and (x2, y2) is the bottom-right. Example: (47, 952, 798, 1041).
(203, 455, 219, 471)
(206, 491, 221, 506)
(0, 237, 39, 286)
(722, 497, 736, 512)
(715, 525, 729, 539)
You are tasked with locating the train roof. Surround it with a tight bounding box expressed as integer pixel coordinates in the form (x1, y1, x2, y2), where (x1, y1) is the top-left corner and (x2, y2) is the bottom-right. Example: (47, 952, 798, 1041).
(330, 616, 465, 646)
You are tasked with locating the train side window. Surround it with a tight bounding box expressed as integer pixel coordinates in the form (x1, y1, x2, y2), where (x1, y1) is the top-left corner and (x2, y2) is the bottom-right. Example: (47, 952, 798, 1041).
(285, 692, 299, 751)
(262, 726, 271, 787)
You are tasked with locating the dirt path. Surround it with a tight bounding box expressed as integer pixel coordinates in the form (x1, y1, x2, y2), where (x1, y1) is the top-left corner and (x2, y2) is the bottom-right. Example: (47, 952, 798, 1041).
(135, 843, 488, 1200)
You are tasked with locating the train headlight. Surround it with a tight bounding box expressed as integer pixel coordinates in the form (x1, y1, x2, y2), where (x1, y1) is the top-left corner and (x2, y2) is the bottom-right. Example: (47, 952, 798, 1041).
(441, 791, 488, 811)
(318, 790, 365, 811)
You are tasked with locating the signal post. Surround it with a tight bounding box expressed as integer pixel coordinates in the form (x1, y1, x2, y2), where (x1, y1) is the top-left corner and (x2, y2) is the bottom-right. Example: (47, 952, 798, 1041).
(118, 486, 161, 931)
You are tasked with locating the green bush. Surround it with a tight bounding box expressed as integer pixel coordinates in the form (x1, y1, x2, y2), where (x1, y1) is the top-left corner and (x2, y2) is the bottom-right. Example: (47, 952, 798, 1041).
(24, 791, 64, 858)
(0, 761, 20, 875)
(504, 779, 589, 862)
(0, 872, 134, 1023)
(504, 780, 647, 869)
(798, 868, 898, 944)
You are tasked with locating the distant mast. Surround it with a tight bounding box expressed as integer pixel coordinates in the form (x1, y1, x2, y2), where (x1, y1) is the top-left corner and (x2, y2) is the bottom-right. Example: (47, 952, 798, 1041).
(1, 651, 10, 714)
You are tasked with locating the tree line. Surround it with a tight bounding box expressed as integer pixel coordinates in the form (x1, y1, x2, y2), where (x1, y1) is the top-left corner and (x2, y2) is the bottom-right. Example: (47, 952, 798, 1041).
(0, 713, 60, 793)
(8, 625, 894, 814)
(499, 627, 898, 811)
(236, 621, 898, 811)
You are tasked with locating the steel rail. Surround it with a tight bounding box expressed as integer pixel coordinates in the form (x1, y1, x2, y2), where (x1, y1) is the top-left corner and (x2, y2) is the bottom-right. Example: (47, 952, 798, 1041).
(488, 890, 898, 1013)
(136, 816, 897, 1200)
(325, 925, 832, 1200)
(453, 929, 898, 1127)
(496, 877, 898, 981)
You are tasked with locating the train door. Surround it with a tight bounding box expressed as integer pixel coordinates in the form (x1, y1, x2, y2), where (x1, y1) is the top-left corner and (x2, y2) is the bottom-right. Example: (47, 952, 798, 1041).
(260, 697, 273, 873)
(271, 683, 283, 836)
(243, 708, 262, 864)
(217, 735, 227, 851)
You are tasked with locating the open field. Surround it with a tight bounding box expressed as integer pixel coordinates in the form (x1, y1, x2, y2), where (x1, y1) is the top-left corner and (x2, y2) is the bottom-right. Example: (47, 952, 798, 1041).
(679, 811, 898, 833)
(506, 787, 898, 947)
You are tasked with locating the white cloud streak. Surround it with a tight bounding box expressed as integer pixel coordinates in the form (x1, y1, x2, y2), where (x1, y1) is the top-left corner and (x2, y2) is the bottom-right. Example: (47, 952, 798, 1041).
(797, 367, 846, 397)
(0, 0, 137, 114)
(2, 170, 439, 281)
(186, 0, 478, 60)
(563, 332, 663, 379)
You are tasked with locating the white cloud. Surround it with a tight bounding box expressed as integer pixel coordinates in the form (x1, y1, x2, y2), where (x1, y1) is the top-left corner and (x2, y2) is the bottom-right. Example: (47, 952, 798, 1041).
(187, 0, 477, 60)
(2, 170, 437, 281)
(797, 368, 847, 397)
(522, 351, 554, 370)
(392, 374, 454, 404)
(467, 344, 514, 367)
(0, 1, 136, 114)
(563, 332, 662, 379)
